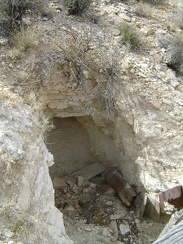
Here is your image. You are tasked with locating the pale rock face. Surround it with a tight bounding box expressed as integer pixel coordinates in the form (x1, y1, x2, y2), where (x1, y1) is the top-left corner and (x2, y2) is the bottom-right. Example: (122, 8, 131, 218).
(0, 98, 72, 244)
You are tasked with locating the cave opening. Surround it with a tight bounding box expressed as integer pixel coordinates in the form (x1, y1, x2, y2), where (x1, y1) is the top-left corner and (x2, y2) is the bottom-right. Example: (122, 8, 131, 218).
(45, 116, 166, 243)
(46, 116, 125, 226)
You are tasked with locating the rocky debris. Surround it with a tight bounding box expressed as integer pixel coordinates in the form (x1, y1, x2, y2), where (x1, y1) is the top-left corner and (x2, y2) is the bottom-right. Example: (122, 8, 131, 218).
(105, 168, 137, 207)
(119, 223, 131, 236)
(54, 173, 165, 244)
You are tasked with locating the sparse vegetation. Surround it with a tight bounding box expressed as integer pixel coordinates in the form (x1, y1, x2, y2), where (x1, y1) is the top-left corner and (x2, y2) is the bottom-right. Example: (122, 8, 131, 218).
(135, 2, 152, 18)
(119, 22, 141, 51)
(0, 0, 48, 36)
(168, 32, 183, 76)
(62, 0, 91, 15)
(30, 27, 117, 116)
(13, 27, 39, 51)
(142, 0, 167, 5)
(8, 27, 39, 60)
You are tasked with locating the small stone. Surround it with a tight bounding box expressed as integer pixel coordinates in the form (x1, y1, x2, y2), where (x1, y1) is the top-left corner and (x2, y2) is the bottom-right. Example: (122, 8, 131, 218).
(112, 29, 121, 36)
(66, 179, 75, 188)
(119, 223, 130, 235)
(109, 221, 118, 241)
(170, 79, 180, 88)
(90, 182, 97, 188)
(77, 176, 84, 187)
(102, 227, 113, 238)
(118, 13, 131, 22)
(110, 214, 123, 220)
(84, 227, 92, 232)
(135, 219, 140, 224)
(83, 187, 91, 193)
(52, 177, 67, 190)
(0, 39, 8, 46)
(47, 100, 59, 109)
(105, 201, 113, 206)
(65, 206, 74, 217)
(22, 17, 32, 26)
(4, 229, 14, 238)
(72, 184, 79, 193)
(83, 181, 90, 187)
(178, 99, 183, 106)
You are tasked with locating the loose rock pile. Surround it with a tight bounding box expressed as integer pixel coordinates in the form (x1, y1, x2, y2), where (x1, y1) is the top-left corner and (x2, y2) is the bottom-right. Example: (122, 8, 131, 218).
(54, 174, 165, 244)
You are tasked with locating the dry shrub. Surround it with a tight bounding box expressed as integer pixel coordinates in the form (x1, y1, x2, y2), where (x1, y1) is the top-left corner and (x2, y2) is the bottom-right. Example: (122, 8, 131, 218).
(8, 27, 39, 59)
(32, 27, 118, 116)
(57, 31, 116, 114)
(135, 2, 152, 18)
(168, 32, 183, 76)
(62, 0, 92, 15)
(13, 27, 39, 51)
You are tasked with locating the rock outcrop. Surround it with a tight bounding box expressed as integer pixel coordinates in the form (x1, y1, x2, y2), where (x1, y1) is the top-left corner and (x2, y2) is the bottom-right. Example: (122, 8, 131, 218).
(0, 90, 72, 243)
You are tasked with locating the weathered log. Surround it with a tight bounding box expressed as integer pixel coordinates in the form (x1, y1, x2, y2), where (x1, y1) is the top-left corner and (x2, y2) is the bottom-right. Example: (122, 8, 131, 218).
(104, 168, 137, 207)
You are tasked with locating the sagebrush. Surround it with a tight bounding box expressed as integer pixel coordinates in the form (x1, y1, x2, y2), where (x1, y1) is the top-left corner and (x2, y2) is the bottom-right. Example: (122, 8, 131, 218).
(119, 22, 141, 51)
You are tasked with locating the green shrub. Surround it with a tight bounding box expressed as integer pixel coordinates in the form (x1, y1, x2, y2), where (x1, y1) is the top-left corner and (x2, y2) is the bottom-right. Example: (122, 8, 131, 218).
(168, 33, 183, 76)
(119, 22, 141, 51)
(62, 0, 91, 15)
(0, 0, 48, 36)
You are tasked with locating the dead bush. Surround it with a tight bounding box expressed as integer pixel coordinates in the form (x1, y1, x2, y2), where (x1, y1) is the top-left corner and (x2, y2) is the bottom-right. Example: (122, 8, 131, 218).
(62, 0, 92, 15)
(30, 27, 118, 116)
(135, 2, 152, 18)
(8, 27, 39, 60)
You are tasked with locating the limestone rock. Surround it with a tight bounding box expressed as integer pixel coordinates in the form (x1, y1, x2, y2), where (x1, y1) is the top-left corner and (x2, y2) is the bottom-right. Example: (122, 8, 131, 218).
(119, 223, 131, 235)
(109, 221, 118, 241)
